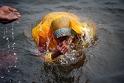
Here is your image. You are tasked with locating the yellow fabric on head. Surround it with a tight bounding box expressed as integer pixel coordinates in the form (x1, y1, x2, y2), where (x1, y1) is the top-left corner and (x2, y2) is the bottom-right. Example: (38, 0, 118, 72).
(32, 12, 95, 49)
(51, 15, 70, 31)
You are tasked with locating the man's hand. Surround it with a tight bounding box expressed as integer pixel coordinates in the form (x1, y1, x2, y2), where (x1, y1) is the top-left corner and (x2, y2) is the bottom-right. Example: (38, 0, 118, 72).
(52, 41, 69, 59)
(0, 6, 21, 24)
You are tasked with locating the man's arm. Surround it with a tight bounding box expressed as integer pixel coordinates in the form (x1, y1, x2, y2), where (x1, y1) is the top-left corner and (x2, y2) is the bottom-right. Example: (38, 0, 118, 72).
(38, 36, 46, 52)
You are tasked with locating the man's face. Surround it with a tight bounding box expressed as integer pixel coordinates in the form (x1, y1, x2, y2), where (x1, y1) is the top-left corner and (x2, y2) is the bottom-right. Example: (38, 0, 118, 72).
(55, 36, 70, 46)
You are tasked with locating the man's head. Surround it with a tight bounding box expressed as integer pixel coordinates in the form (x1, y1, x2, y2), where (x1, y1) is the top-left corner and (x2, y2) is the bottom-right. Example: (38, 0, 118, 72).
(53, 28, 72, 45)
(51, 15, 70, 31)
(51, 15, 76, 41)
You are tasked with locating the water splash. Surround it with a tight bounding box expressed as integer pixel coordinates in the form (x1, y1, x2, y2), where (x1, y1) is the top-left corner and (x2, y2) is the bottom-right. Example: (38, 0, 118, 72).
(10, 21, 20, 49)
(58, 27, 95, 65)
(11, 22, 15, 49)
(2, 21, 19, 50)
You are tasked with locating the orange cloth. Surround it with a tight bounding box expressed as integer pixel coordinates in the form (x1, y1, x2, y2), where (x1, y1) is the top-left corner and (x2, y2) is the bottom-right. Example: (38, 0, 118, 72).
(32, 12, 95, 49)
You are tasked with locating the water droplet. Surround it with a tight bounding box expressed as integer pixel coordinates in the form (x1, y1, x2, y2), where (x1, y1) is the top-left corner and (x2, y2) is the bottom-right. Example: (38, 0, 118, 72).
(9, 65, 12, 68)
(8, 70, 10, 72)
(8, 45, 10, 48)
(18, 81, 21, 83)
(71, 57, 75, 60)
(6, 38, 9, 40)
(2, 35, 6, 39)
(9, 79, 13, 82)
(1, 76, 4, 78)
(12, 32, 14, 35)
(14, 53, 16, 55)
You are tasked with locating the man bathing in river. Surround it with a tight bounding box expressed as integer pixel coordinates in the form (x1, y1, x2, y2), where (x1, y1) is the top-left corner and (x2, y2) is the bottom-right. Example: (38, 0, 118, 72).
(32, 12, 95, 62)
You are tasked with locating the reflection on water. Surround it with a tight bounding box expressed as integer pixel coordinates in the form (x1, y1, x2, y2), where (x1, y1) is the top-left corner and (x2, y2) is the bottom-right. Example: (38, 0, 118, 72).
(0, 0, 124, 83)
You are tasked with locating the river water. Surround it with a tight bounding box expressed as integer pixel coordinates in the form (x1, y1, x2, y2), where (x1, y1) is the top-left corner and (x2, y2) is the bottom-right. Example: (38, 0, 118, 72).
(0, 0, 124, 83)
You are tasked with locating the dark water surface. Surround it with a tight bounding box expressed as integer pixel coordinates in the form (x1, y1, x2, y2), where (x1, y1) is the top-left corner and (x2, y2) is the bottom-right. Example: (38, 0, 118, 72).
(0, 0, 124, 83)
